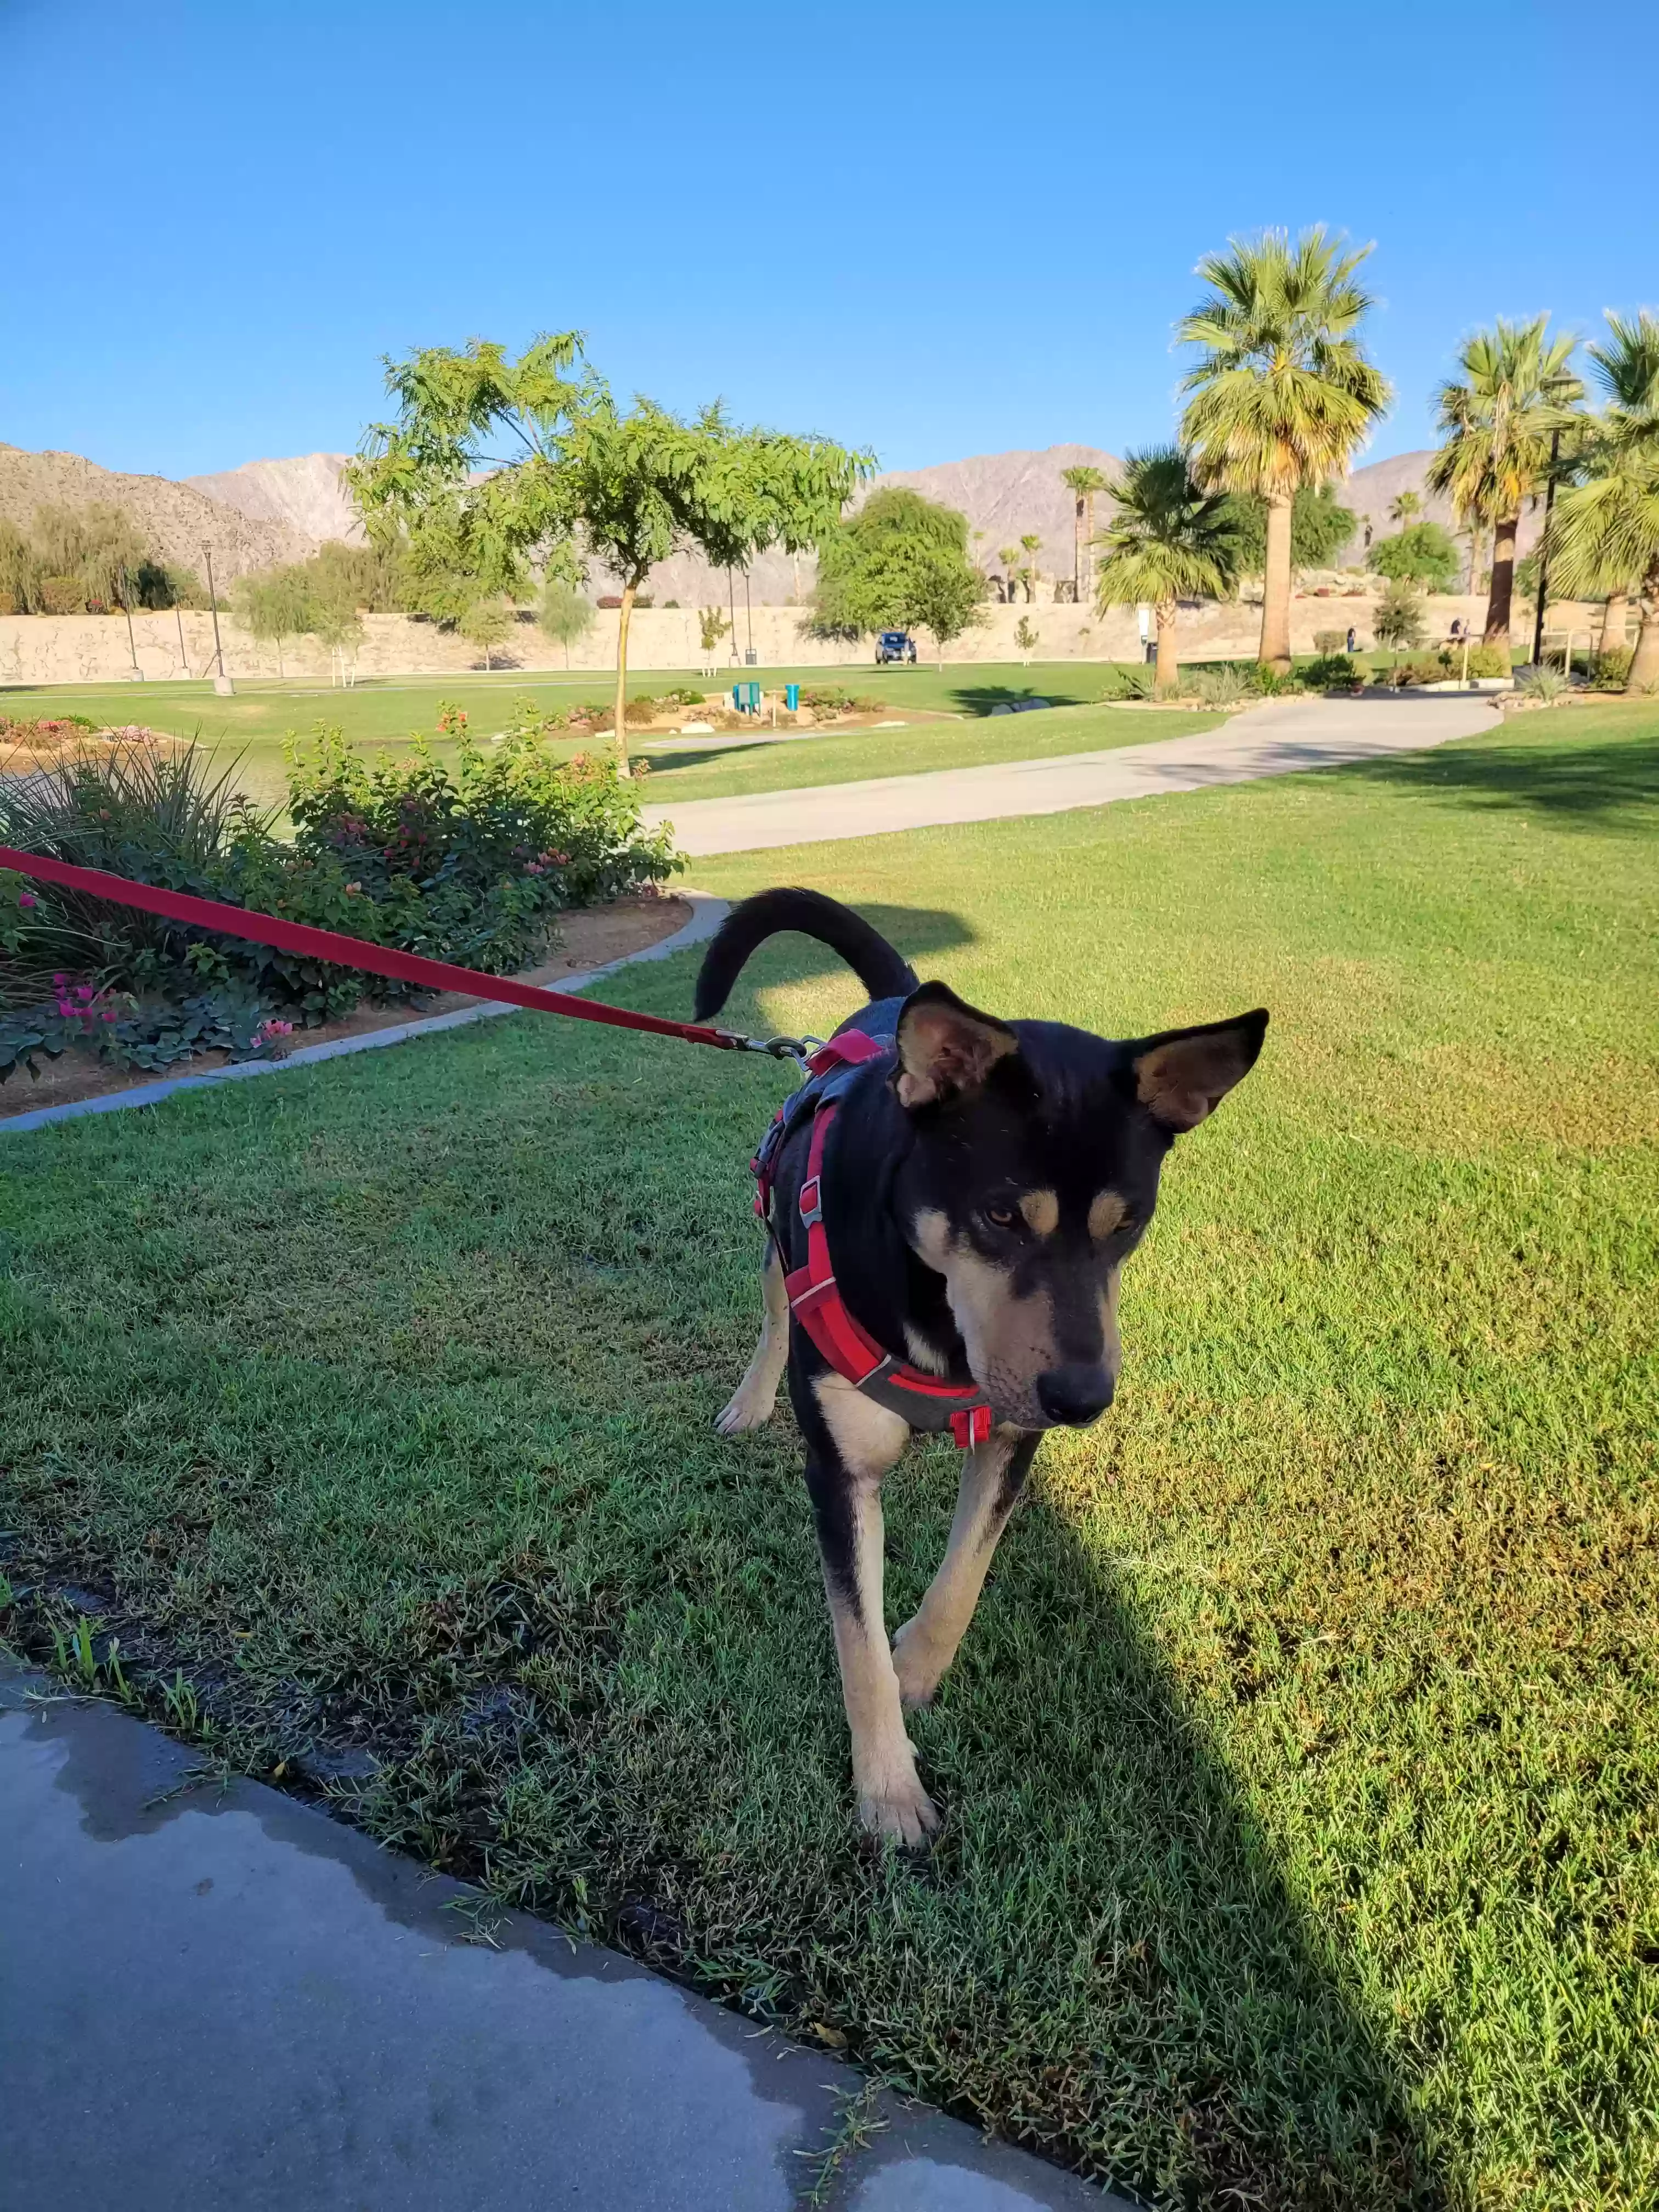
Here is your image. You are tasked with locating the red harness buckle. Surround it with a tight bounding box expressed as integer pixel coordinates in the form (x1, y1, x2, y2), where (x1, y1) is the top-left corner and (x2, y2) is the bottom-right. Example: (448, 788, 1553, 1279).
(949, 1404, 994, 1450)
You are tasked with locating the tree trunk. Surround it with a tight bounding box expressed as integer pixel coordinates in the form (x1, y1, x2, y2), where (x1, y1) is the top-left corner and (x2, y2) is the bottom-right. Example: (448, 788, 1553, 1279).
(1599, 592, 1629, 661)
(1627, 573, 1659, 693)
(1485, 514, 1518, 648)
(613, 580, 636, 775)
(1154, 599, 1180, 695)
(1084, 492, 1097, 605)
(1259, 493, 1294, 670)
(1073, 496, 1084, 603)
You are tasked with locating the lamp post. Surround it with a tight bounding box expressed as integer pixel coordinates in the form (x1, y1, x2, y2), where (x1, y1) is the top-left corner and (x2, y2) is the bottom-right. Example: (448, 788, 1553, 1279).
(202, 545, 230, 691)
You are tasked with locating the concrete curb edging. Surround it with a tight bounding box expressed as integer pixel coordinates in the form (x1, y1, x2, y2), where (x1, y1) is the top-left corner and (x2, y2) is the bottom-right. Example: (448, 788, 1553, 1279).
(0, 889, 730, 1137)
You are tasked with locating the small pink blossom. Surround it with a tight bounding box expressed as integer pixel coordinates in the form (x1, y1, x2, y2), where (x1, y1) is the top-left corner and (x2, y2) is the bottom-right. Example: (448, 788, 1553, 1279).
(16, 891, 36, 909)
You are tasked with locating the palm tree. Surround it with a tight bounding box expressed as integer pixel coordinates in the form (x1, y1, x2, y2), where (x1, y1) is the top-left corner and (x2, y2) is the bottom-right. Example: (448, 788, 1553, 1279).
(1388, 489, 1423, 534)
(996, 544, 1019, 604)
(1178, 227, 1390, 671)
(1060, 464, 1108, 603)
(1550, 309, 1659, 692)
(1427, 316, 1583, 651)
(1019, 533, 1042, 601)
(1092, 447, 1239, 696)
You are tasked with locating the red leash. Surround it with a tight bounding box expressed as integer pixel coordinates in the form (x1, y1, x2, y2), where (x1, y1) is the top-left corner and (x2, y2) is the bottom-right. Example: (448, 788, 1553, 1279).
(0, 845, 760, 1055)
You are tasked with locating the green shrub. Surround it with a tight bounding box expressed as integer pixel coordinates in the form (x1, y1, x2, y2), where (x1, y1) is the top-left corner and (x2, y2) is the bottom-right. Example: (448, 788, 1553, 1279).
(1302, 653, 1361, 690)
(1463, 642, 1510, 679)
(1099, 665, 1152, 701)
(0, 720, 680, 1082)
(1185, 665, 1251, 704)
(1312, 628, 1350, 654)
(1519, 667, 1570, 703)
(1590, 648, 1632, 692)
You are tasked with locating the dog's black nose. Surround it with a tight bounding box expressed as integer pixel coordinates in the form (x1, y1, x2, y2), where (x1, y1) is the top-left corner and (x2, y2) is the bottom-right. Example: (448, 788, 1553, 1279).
(1036, 1365, 1115, 1427)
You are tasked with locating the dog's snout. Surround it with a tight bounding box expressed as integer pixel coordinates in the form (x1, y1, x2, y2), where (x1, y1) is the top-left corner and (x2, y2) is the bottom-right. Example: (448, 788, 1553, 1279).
(1035, 1364, 1115, 1427)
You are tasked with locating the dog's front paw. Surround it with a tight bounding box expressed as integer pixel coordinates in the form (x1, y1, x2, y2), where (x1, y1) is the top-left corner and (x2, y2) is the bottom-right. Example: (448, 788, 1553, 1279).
(890, 1616, 946, 1709)
(714, 1381, 776, 1435)
(856, 1764, 940, 1849)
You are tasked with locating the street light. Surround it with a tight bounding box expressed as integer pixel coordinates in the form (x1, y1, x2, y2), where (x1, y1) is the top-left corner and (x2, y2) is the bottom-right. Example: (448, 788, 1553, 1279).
(202, 544, 230, 691)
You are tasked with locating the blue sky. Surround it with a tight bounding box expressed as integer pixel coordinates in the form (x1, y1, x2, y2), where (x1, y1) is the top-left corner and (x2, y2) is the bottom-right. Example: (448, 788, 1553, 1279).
(7, 0, 1655, 481)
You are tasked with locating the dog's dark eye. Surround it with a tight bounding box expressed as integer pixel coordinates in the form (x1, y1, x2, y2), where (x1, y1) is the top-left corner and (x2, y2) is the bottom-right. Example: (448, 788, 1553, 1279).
(985, 1205, 1015, 1228)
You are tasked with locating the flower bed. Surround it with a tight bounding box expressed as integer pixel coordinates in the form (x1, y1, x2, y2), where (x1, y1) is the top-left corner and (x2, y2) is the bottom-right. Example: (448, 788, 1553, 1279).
(1, 703, 680, 1085)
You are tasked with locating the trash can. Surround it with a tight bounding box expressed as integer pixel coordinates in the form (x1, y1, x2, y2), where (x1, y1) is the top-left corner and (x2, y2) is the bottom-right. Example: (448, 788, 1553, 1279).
(785, 683, 799, 711)
(744, 647, 758, 667)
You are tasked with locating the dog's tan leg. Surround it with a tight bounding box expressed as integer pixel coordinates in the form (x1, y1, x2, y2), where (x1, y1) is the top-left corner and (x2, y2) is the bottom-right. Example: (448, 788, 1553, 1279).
(811, 1378, 937, 1846)
(715, 1243, 788, 1435)
(891, 1427, 1038, 1709)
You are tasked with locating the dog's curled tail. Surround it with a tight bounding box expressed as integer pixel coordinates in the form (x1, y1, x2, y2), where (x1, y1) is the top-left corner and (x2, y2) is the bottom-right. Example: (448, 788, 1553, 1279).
(693, 888, 918, 1020)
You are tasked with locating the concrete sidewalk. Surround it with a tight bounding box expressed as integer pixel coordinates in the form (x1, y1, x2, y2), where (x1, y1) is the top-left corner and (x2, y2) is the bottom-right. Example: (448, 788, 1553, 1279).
(644, 692, 1500, 855)
(0, 1666, 1122, 2210)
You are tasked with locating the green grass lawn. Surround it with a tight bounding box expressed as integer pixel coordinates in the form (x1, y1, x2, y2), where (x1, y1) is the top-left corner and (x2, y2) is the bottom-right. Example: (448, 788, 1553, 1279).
(636, 701, 1217, 802)
(3, 663, 1200, 809)
(2, 702, 1655, 2208)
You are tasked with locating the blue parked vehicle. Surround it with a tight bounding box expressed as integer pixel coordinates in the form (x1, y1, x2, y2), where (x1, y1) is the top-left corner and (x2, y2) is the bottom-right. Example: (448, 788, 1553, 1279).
(874, 631, 917, 664)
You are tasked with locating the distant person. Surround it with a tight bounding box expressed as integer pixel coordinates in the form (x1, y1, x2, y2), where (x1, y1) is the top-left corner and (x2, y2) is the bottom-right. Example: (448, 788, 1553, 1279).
(1345, 627, 1356, 652)
(1449, 617, 1464, 641)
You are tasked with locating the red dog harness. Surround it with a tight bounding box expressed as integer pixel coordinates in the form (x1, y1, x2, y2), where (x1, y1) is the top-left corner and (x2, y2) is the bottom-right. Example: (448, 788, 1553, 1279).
(753, 1029, 994, 1450)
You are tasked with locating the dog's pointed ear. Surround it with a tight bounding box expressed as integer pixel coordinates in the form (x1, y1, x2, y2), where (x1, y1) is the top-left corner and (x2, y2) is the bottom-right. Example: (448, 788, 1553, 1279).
(893, 981, 1018, 1109)
(1129, 1009, 1268, 1132)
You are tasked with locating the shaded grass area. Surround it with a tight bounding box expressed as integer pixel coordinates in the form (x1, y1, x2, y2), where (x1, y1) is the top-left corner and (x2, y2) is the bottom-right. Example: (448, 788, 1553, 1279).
(3, 705, 1656, 2207)
(635, 702, 1218, 801)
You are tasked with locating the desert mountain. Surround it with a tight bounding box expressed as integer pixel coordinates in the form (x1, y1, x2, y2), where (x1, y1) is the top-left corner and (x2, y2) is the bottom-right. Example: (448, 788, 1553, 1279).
(0, 443, 314, 580)
(185, 453, 364, 546)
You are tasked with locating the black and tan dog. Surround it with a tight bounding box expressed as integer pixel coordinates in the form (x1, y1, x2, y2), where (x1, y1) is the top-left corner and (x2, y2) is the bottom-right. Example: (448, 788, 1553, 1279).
(696, 888, 1266, 1844)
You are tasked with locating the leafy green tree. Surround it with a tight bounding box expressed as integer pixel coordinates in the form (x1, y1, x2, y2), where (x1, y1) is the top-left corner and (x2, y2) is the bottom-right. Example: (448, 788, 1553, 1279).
(812, 488, 985, 665)
(1019, 533, 1042, 602)
(1372, 578, 1426, 664)
(1060, 464, 1108, 603)
(1178, 227, 1391, 670)
(697, 605, 730, 656)
(350, 335, 868, 771)
(1092, 447, 1239, 695)
(460, 596, 513, 670)
(537, 579, 594, 668)
(995, 545, 1019, 602)
(1219, 482, 1358, 577)
(1367, 522, 1461, 590)
(1427, 316, 1583, 647)
(233, 567, 314, 676)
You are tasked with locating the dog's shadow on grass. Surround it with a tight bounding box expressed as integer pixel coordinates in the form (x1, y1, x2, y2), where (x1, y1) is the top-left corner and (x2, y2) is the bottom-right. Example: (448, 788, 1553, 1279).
(880, 1454, 1444, 2208)
(1343, 727, 1658, 827)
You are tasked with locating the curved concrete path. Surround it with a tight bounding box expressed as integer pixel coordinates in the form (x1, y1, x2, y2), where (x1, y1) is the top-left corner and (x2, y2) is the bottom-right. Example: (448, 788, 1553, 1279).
(2, 1663, 1124, 2210)
(645, 693, 1501, 856)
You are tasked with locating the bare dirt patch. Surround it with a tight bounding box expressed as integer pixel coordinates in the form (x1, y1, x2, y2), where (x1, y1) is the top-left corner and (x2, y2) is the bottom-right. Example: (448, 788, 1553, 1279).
(1, 893, 690, 1120)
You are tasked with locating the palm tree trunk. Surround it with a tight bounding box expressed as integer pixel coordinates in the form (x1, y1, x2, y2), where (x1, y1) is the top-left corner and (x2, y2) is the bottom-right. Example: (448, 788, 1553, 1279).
(1484, 514, 1519, 648)
(1073, 497, 1084, 603)
(1084, 493, 1097, 603)
(1260, 494, 1294, 670)
(1599, 592, 1629, 662)
(1154, 599, 1180, 695)
(1627, 574, 1659, 694)
(613, 581, 636, 776)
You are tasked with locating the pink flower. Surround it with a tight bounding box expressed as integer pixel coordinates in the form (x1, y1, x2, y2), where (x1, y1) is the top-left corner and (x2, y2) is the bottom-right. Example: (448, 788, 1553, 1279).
(52, 972, 66, 987)
(16, 891, 36, 909)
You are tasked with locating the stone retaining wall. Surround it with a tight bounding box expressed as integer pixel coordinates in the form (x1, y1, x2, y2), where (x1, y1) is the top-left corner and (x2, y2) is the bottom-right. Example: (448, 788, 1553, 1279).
(0, 596, 1615, 691)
